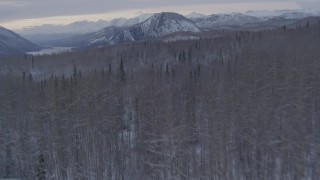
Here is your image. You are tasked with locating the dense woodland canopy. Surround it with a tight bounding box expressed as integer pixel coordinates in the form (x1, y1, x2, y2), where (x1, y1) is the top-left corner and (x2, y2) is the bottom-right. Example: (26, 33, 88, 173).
(0, 24, 320, 179)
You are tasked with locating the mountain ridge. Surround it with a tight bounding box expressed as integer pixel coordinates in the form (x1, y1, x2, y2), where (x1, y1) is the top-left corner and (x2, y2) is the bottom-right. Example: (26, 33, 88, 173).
(88, 12, 201, 46)
(0, 26, 41, 57)
(15, 10, 320, 48)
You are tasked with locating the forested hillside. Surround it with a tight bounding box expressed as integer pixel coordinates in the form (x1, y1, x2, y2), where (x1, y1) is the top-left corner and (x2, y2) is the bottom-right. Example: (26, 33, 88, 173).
(0, 24, 320, 179)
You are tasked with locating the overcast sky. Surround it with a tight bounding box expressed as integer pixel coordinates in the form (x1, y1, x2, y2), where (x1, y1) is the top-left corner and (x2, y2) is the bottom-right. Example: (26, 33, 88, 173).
(0, 0, 319, 30)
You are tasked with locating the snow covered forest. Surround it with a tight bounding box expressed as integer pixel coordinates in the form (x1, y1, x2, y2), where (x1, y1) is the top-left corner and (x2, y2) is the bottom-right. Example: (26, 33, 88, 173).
(1, 24, 320, 179)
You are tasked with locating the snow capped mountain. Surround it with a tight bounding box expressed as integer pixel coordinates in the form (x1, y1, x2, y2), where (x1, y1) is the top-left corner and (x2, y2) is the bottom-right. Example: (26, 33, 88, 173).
(194, 13, 264, 29)
(193, 10, 319, 30)
(245, 9, 315, 20)
(136, 12, 201, 37)
(0, 26, 40, 57)
(88, 26, 123, 45)
(88, 12, 201, 46)
(274, 9, 316, 20)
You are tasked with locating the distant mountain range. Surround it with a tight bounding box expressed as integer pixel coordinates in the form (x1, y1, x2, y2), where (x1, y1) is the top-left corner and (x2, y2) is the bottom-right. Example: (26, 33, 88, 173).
(1, 9, 319, 57)
(193, 13, 265, 30)
(62, 11, 320, 48)
(17, 13, 154, 35)
(18, 9, 318, 36)
(244, 9, 316, 19)
(0, 26, 40, 57)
